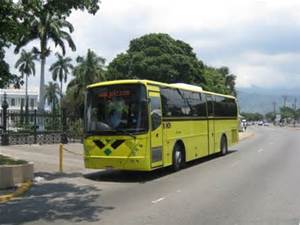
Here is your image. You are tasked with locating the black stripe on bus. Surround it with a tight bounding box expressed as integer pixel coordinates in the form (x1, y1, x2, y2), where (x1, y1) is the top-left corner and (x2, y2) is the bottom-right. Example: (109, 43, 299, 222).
(162, 117, 237, 122)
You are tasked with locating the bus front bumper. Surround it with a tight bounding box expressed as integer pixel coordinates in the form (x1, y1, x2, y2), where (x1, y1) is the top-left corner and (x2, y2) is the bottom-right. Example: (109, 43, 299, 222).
(84, 156, 151, 171)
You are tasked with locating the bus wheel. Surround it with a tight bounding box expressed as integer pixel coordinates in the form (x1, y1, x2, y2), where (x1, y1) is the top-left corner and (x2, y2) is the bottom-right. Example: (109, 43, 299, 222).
(220, 136, 228, 156)
(172, 144, 185, 171)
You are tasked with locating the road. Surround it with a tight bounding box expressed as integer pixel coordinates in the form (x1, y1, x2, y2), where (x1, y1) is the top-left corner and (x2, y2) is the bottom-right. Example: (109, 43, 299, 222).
(1, 126, 300, 225)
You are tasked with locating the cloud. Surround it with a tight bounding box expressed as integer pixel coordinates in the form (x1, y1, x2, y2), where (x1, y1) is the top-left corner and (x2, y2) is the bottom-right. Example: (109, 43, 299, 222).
(4, 0, 300, 91)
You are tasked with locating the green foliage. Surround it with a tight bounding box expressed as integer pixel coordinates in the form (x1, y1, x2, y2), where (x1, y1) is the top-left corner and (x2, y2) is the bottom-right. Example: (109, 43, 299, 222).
(107, 33, 205, 84)
(37, 0, 100, 16)
(201, 66, 237, 96)
(265, 112, 276, 122)
(107, 33, 237, 96)
(45, 81, 60, 113)
(0, 1, 26, 45)
(0, 0, 100, 89)
(0, 154, 27, 165)
(15, 49, 37, 77)
(45, 114, 61, 131)
(67, 119, 84, 139)
(0, 41, 12, 88)
(0, 41, 24, 88)
(280, 106, 297, 120)
(241, 112, 264, 121)
(0, 1, 27, 87)
(50, 53, 73, 96)
(63, 49, 106, 118)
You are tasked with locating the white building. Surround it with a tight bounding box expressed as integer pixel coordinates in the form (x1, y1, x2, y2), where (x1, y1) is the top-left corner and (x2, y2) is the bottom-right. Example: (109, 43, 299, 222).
(0, 88, 39, 112)
(0, 88, 39, 129)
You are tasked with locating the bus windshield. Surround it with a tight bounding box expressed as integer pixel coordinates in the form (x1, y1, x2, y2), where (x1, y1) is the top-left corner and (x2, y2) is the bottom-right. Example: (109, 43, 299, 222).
(85, 84, 148, 135)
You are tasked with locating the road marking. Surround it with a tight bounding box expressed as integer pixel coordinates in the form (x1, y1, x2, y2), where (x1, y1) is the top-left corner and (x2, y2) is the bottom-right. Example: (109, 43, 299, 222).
(152, 197, 165, 204)
(257, 148, 264, 153)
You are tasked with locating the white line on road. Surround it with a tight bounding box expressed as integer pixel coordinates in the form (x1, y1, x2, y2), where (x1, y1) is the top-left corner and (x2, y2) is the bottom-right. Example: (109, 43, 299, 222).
(257, 148, 264, 153)
(152, 197, 165, 204)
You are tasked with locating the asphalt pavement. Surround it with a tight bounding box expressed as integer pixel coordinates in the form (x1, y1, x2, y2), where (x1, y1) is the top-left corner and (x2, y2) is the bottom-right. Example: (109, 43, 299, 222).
(1, 126, 300, 225)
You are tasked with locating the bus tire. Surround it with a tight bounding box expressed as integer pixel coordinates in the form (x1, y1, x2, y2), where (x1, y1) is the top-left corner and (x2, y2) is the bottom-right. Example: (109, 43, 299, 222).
(172, 143, 185, 171)
(220, 135, 228, 156)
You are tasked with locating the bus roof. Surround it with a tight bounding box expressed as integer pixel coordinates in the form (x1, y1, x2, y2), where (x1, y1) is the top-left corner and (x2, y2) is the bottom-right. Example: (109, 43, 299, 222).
(87, 79, 236, 99)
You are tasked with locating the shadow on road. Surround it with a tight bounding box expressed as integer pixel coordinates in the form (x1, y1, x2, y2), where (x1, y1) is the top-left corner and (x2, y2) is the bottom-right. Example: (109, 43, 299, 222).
(0, 182, 114, 224)
(34, 172, 83, 181)
(84, 150, 238, 184)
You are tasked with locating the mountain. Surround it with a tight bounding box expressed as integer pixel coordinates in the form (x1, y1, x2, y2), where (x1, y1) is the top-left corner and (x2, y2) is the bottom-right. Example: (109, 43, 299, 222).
(236, 86, 300, 114)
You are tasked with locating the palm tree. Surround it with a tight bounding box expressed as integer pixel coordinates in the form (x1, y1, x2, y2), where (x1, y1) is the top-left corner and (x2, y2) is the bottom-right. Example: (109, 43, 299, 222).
(49, 53, 73, 98)
(15, 49, 37, 124)
(14, 5, 76, 111)
(68, 49, 105, 96)
(44, 82, 60, 113)
(65, 49, 106, 118)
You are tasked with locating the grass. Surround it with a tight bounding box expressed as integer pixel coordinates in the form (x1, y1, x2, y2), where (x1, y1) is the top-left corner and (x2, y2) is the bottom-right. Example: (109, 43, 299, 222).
(0, 155, 27, 165)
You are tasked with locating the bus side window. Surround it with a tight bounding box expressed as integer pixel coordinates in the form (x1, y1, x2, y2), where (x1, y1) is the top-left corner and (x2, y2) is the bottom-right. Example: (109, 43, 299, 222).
(150, 97, 162, 131)
(206, 95, 214, 117)
(198, 93, 207, 117)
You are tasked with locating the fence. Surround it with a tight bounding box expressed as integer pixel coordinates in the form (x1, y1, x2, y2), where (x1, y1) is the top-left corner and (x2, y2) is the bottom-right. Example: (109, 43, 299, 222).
(0, 107, 83, 145)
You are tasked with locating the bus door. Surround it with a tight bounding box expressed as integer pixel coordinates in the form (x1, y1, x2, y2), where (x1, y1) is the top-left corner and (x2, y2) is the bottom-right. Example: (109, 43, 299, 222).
(207, 95, 215, 154)
(149, 91, 163, 168)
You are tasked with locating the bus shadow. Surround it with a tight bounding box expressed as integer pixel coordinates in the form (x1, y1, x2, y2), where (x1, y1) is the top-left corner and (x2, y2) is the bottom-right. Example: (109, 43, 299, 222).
(84, 149, 238, 184)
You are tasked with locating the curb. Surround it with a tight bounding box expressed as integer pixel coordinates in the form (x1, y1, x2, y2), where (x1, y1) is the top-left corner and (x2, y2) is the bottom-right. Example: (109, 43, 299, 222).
(0, 180, 32, 204)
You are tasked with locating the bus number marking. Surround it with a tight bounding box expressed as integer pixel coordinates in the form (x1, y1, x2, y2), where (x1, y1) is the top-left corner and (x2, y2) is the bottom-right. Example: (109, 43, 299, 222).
(163, 122, 171, 129)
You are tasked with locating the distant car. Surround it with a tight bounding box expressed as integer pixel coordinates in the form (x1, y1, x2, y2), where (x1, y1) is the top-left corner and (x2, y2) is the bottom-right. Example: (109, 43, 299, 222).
(263, 122, 269, 126)
(258, 121, 264, 126)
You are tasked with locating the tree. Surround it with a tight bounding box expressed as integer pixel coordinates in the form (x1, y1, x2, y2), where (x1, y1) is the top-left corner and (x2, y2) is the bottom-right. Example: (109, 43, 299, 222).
(225, 74, 237, 96)
(216, 66, 237, 96)
(15, 49, 37, 123)
(241, 112, 264, 121)
(14, 0, 101, 111)
(64, 49, 106, 118)
(107, 33, 237, 96)
(107, 33, 205, 85)
(44, 82, 60, 113)
(265, 112, 276, 122)
(202, 66, 227, 94)
(14, 9, 76, 111)
(0, 41, 12, 88)
(49, 53, 73, 98)
(0, 1, 24, 88)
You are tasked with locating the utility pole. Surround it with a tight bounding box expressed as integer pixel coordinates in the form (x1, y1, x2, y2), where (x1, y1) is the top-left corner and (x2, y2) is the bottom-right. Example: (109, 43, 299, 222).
(272, 101, 277, 125)
(272, 101, 276, 113)
(293, 98, 297, 127)
(282, 95, 288, 107)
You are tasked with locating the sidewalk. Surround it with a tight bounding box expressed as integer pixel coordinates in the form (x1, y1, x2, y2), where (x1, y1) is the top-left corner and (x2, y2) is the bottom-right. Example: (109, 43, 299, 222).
(0, 143, 86, 173)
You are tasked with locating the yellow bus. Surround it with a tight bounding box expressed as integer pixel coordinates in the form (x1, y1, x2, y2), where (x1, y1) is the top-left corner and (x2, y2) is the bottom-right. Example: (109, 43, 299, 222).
(83, 79, 239, 171)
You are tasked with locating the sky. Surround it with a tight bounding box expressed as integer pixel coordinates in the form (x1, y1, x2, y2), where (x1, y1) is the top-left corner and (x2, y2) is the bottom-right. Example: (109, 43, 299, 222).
(5, 0, 300, 91)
